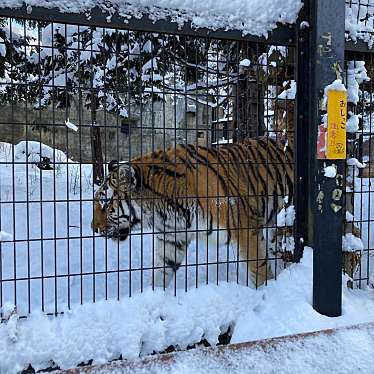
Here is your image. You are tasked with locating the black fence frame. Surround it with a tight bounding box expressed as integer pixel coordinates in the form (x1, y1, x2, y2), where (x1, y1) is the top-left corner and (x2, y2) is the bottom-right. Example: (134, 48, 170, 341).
(0, 0, 372, 319)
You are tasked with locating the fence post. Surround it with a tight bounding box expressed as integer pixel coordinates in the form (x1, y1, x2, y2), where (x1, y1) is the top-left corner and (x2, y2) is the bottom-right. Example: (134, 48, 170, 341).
(295, 1, 311, 262)
(306, 0, 346, 317)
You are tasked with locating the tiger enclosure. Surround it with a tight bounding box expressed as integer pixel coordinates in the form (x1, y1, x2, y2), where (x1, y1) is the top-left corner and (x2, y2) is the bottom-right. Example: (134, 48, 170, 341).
(0, 1, 374, 373)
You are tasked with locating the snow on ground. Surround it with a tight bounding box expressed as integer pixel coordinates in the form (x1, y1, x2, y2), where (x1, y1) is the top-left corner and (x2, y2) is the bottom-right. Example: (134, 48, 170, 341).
(1, 248, 374, 373)
(0, 0, 303, 37)
(0, 141, 374, 373)
(58, 324, 374, 374)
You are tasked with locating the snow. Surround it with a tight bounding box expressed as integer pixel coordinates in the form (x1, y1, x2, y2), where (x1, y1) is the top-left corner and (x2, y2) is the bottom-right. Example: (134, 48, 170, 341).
(346, 1, 374, 48)
(0, 0, 303, 37)
(347, 157, 366, 170)
(277, 80, 296, 100)
(276, 205, 295, 227)
(64, 118, 78, 132)
(346, 158, 367, 197)
(273, 204, 295, 253)
(327, 79, 347, 92)
(324, 165, 337, 178)
(323, 79, 347, 109)
(299, 20, 310, 29)
(346, 211, 354, 222)
(346, 61, 370, 105)
(0, 39, 6, 57)
(0, 230, 13, 241)
(212, 138, 233, 145)
(342, 233, 365, 252)
(346, 112, 360, 133)
(69, 324, 374, 374)
(239, 59, 251, 67)
(1, 248, 374, 373)
(0, 1, 372, 49)
(12, 140, 68, 165)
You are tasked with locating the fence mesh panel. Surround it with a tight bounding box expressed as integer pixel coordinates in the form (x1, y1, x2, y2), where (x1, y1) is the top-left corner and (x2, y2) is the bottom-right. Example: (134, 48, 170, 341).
(0, 17, 296, 317)
(344, 53, 374, 289)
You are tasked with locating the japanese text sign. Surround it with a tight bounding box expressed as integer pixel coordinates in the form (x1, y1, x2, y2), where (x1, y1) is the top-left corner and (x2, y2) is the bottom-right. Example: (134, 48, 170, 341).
(326, 90, 347, 159)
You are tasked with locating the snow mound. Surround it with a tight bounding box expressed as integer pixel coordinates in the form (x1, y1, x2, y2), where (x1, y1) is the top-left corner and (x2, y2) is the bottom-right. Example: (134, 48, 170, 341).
(78, 324, 374, 374)
(13, 141, 68, 165)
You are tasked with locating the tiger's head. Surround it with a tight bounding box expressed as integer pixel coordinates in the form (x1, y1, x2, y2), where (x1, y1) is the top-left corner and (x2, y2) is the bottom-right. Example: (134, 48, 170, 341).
(91, 160, 141, 241)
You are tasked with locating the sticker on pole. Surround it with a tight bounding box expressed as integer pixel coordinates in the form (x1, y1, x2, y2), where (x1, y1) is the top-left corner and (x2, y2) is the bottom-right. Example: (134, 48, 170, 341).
(326, 90, 347, 159)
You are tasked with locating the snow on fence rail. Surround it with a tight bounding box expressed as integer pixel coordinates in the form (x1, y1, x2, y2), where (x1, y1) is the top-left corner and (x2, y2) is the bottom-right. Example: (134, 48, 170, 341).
(0, 0, 303, 37)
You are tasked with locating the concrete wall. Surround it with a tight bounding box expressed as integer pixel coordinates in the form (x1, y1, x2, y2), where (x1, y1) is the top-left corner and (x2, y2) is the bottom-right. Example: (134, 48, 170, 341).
(0, 95, 212, 163)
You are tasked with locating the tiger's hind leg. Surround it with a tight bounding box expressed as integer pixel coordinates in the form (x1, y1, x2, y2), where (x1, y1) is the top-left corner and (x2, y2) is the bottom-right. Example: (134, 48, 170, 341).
(237, 228, 272, 287)
(154, 235, 191, 288)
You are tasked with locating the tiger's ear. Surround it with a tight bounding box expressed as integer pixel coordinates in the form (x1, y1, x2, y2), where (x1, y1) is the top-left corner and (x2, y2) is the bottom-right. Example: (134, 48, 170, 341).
(108, 162, 139, 193)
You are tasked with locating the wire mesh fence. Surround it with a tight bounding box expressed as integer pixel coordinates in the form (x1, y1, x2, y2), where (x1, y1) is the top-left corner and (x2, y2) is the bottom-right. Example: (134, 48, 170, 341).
(346, 1, 374, 49)
(344, 53, 374, 288)
(0, 17, 297, 317)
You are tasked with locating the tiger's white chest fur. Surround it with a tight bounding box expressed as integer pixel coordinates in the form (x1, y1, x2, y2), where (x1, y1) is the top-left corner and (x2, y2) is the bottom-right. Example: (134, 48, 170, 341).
(134, 200, 227, 244)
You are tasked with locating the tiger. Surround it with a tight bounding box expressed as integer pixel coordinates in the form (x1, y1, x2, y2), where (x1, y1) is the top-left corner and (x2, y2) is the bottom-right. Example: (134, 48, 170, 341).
(91, 137, 294, 289)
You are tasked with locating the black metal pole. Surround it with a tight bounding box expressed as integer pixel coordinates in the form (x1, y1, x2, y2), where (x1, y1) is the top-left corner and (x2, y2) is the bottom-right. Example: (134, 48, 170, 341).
(295, 1, 312, 262)
(309, 0, 346, 317)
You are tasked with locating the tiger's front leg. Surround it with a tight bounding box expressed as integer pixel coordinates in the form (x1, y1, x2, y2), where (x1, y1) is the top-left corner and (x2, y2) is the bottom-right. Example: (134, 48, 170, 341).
(154, 235, 191, 288)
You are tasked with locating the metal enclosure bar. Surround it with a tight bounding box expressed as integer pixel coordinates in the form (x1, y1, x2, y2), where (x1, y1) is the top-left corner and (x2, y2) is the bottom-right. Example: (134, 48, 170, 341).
(294, 0, 311, 262)
(310, 0, 346, 317)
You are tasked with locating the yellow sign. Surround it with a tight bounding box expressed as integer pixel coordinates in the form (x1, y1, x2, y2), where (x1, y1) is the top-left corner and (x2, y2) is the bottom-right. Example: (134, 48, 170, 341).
(326, 90, 347, 159)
